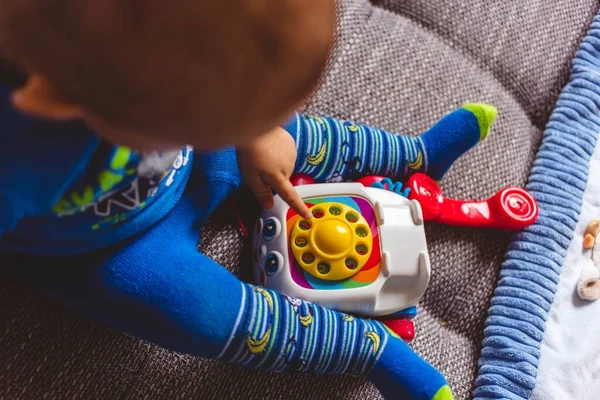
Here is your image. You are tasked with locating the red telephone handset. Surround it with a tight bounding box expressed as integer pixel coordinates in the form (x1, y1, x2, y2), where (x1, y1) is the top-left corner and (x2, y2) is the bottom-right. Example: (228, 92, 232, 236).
(291, 173, 539, 230)
(405, 173, 538, 230)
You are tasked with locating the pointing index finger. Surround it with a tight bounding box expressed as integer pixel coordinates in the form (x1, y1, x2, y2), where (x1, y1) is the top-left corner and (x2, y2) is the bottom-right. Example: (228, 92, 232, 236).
(269, 176, 311, 219)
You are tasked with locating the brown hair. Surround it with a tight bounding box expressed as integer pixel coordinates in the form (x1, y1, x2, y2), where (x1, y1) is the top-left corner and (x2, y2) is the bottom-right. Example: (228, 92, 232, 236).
(0, 0, 335, 145)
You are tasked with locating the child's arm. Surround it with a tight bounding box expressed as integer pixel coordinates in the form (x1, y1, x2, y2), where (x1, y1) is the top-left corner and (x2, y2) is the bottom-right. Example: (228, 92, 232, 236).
(237, 128, 312, 219)
(7, 192, 452, 400)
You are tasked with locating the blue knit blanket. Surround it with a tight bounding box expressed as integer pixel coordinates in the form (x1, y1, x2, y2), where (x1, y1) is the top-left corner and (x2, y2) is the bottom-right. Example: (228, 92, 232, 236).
(475, 13, 600, 400)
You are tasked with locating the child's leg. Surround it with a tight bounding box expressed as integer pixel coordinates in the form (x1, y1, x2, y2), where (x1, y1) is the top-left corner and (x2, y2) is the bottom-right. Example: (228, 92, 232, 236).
(284, 104, 496, 182)
(7, 193, 452, 400)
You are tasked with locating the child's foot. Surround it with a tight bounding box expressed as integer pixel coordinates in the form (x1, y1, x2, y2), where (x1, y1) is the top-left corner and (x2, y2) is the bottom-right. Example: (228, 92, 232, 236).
(416, 103, 497, 180)
(368, 328, 454, 400)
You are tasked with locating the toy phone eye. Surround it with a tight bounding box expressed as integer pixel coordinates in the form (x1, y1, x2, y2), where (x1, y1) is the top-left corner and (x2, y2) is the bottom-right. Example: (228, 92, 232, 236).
(263, 218, 281, 241)
(265, 252, 283, 277)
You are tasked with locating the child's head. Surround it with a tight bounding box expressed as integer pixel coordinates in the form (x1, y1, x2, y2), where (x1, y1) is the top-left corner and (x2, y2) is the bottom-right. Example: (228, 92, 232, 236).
(0, 0, 335, 150)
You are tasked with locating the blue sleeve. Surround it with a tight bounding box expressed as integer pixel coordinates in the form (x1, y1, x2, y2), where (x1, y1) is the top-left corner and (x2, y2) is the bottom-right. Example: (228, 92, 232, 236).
(0, 85, 99, 235)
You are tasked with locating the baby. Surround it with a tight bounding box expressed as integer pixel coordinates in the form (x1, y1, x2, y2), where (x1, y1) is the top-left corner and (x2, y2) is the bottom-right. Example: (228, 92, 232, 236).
(0, 1, 496, 399)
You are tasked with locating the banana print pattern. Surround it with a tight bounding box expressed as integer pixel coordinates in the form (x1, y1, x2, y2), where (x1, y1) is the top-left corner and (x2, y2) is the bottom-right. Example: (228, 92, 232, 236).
(246, 328, 272, 355)
(408, 150, 424, 171)
(342, 314, 355, 322)
(220, 285, 388, 375)
(314, 116, 327, 130)
(299, 312, 314, 327)
(364, 331, 381, 354)
(347, 124, 359, 133)
(305, 143, 327, 166)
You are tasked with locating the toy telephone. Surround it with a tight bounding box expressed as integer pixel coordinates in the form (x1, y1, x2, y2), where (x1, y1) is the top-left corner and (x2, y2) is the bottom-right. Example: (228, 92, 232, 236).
(252, 173, 538, 341)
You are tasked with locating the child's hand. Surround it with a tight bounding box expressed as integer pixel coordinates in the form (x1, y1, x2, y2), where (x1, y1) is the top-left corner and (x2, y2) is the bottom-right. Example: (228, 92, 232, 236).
(237, 127, 312, 219)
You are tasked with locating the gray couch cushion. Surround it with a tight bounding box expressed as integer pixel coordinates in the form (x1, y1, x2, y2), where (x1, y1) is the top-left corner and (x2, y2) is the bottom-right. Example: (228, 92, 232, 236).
(374, 0, 599, 127)
(1, 1, 598, 399)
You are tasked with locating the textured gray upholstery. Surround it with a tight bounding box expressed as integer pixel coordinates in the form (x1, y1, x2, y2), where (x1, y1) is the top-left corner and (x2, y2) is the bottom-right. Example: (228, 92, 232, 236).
(1, 1, 598, 399)
(374, 0, 599, 127)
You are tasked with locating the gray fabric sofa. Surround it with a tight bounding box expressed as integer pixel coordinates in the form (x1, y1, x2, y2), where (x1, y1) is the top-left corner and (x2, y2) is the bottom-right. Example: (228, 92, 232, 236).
(2, 1, 598, 398)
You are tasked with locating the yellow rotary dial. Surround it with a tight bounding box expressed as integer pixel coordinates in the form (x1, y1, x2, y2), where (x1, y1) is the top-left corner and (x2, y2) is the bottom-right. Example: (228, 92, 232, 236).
(290, 202, 373, 281)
